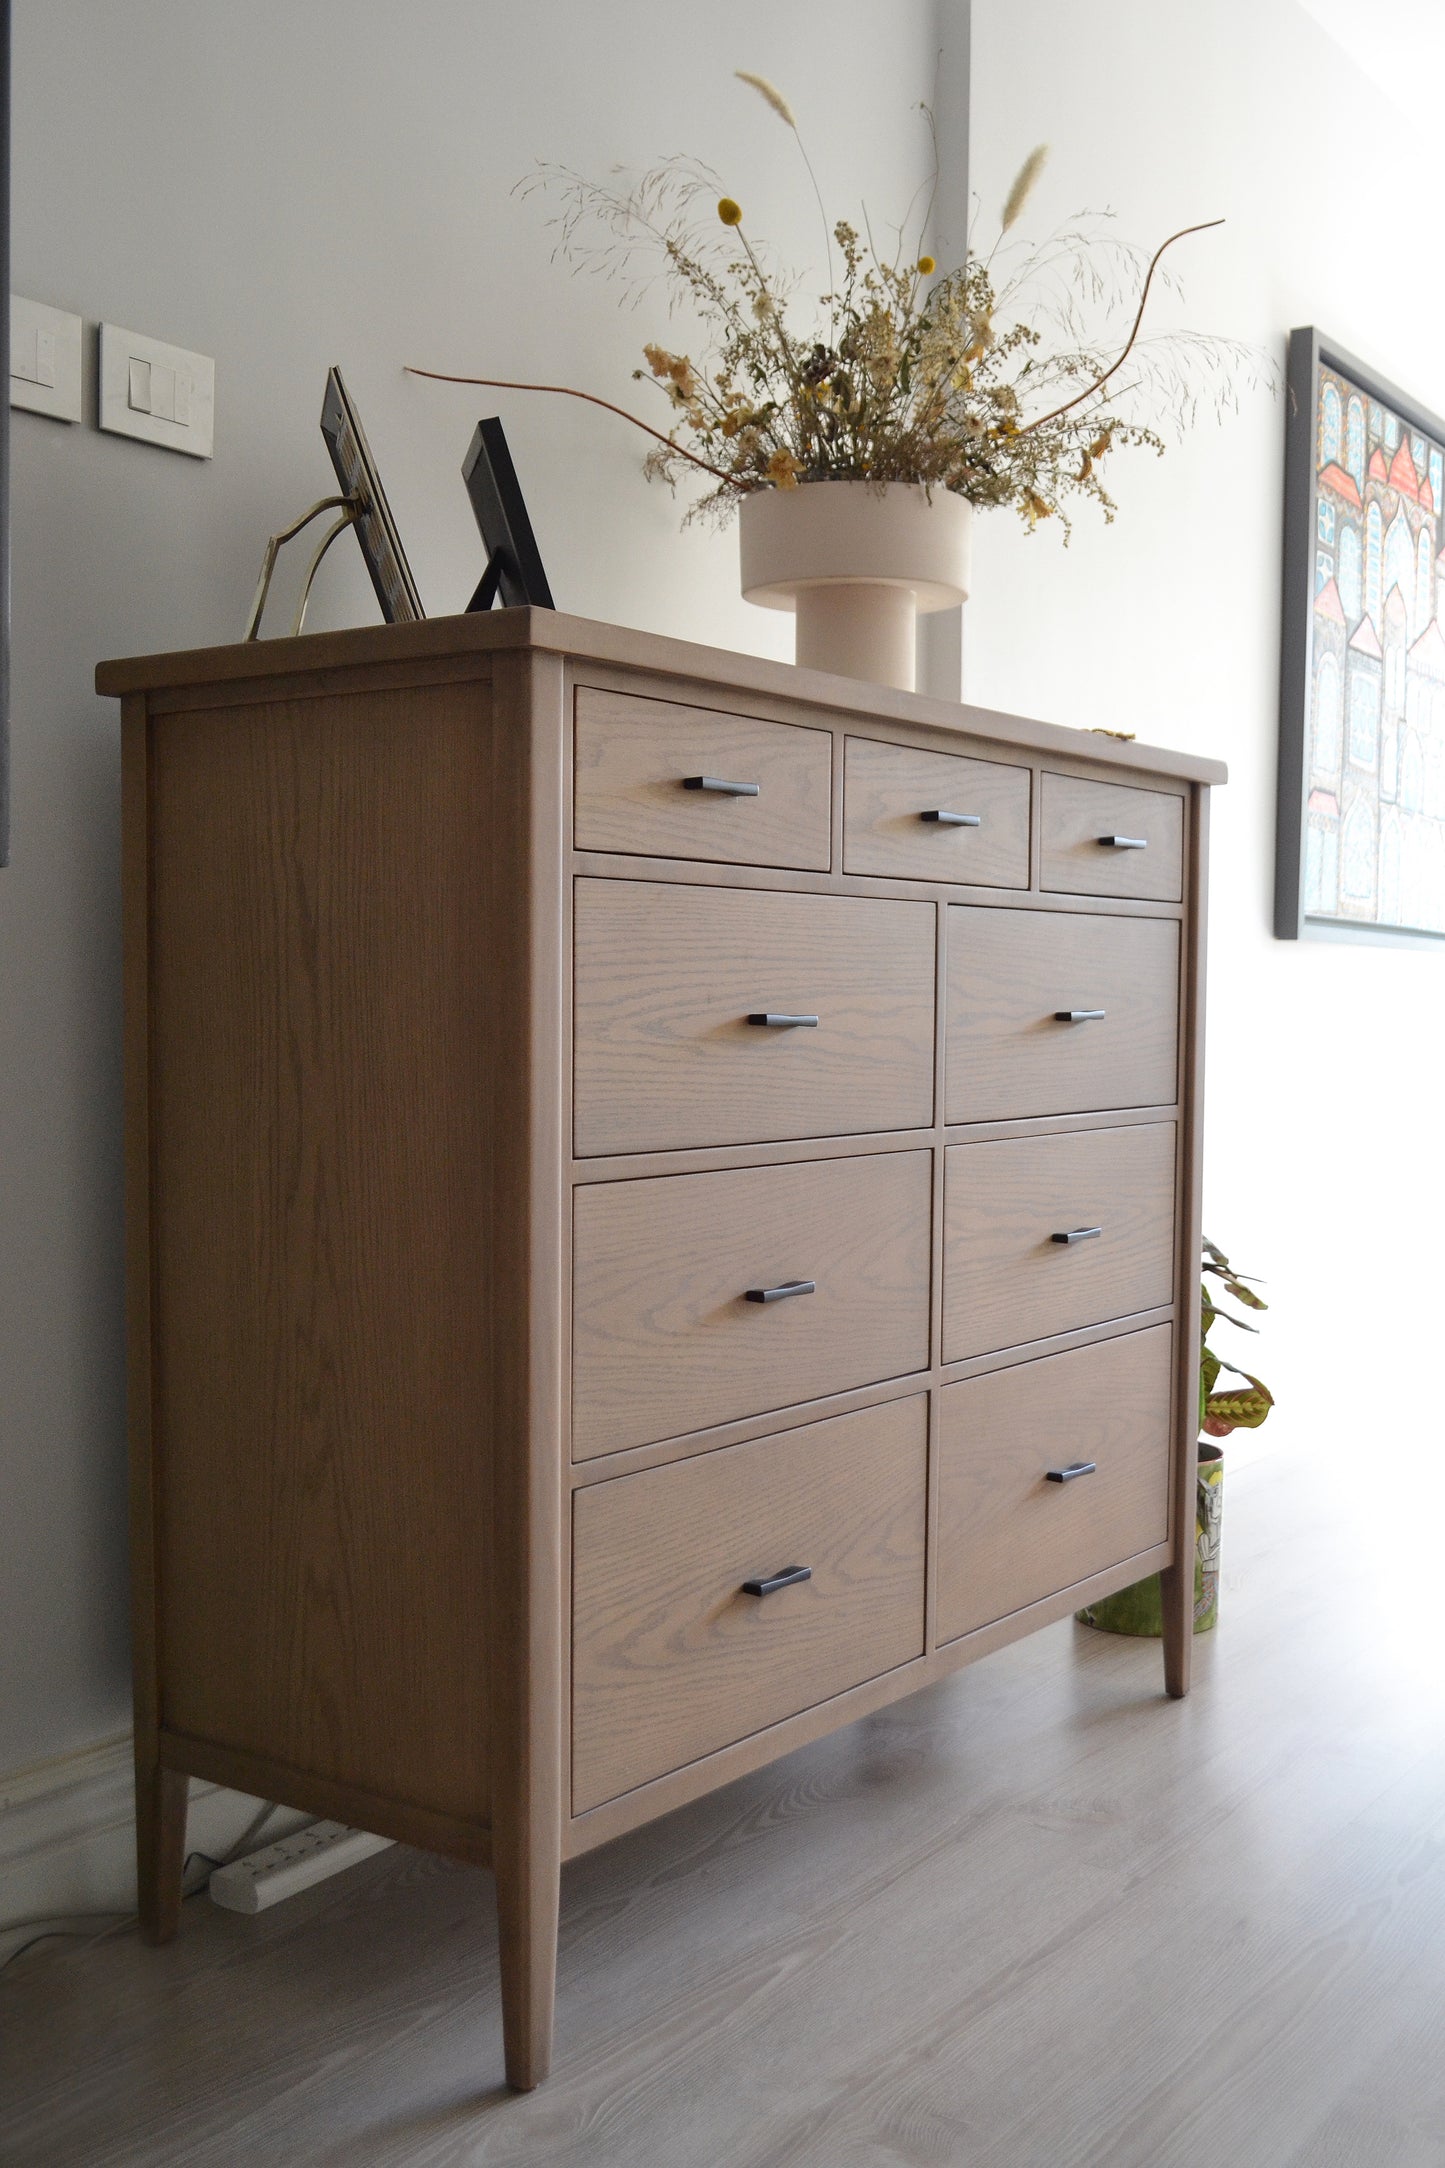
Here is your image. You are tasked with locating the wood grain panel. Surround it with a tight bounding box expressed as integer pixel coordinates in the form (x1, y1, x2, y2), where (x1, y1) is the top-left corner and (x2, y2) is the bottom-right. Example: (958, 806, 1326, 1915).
(574, 684, 831, 869)
(573, 879, 935, 1155)
(842, 736, 1030, 886)
(572, 1396, 927, 1811)
(943, 1123, 1176, 1361)
(936, 1326, 1173, 1641)
(573, 1151, 932, 1459)
(1040, 772, 1184, 900)
(147, 686, 492, 1823)
(945, 907, 1179, 1122)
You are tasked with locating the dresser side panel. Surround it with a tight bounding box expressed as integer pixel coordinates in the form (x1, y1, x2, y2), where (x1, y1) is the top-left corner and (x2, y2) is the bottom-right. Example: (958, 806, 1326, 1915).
(146, 675, 496, 1824)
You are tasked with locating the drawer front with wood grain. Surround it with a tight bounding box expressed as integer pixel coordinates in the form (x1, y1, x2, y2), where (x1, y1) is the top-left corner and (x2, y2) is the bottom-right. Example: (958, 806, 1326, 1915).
(573, 1150, 933, 1459)
(572, 1395, 928, 1811)
(842, 736, 1030, 886)
(936, 1327, 1173, 1642)
(1040, 772, 1184, 900)
(574, 685, 832, 869)
(574, 879, 936, 1156)
(943, 1122, 1176, 1361)
(945, 907, 1180, 1123)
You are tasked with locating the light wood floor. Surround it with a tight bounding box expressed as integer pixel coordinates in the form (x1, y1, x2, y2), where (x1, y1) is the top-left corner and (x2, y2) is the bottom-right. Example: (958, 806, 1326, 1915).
(5, 1441, 1445, 2167)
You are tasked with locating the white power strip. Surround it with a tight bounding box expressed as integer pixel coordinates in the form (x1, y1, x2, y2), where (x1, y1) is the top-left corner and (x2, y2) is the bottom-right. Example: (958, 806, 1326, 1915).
(208, 1820, 393, 1914)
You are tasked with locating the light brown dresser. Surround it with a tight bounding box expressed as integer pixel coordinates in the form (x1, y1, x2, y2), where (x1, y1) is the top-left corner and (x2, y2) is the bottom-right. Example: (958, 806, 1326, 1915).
(98, 609, 1224, 2090)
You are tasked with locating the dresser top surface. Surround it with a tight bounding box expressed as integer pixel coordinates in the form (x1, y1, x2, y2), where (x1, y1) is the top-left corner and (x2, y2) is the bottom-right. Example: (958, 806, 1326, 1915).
(96, 605, 1227, 787)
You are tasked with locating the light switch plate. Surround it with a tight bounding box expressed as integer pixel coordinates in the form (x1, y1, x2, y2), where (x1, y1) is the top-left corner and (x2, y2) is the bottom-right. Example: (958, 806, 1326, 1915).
(98, 322, 214, 457)
(10, 295, 83, 422)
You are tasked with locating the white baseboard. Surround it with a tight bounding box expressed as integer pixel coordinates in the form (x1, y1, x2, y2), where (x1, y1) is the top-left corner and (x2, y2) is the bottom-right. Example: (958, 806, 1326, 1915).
(0, 1733, 313, 1946)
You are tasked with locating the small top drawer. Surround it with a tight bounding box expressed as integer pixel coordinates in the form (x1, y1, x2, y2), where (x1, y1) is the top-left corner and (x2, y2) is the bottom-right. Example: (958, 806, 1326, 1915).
(1040, 773, 1184, 901)
(575, 686, 832, 870)
(843, 737, 1030, 887)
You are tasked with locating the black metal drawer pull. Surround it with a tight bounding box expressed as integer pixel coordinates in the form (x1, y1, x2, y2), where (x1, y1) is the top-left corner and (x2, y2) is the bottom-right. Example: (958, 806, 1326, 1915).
(741, 1563, 813, 1597)
(919, 809, 982, 827)
(1054, 1008, 1107, 1023)
(683, 775, 760, 796)
(1097, 833, 1148, 849)
(1051, 1226, 1103, 1245)
(745, 1279, 816, 1304)
(747, 1012, 819, 1029)
(1045, 1461, 1097, 1484)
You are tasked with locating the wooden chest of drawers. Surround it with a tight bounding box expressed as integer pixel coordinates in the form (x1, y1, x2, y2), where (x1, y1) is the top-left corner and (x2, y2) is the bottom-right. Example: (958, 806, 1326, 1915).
(99, 609, 1223, 2091)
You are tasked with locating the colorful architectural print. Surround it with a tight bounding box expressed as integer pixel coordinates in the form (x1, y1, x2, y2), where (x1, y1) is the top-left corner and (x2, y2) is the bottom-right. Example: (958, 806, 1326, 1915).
(1303, 361, 1445, 933)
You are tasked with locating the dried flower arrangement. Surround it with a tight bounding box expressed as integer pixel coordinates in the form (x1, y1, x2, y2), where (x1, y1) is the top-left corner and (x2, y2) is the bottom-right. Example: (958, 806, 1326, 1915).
(413, 75, 1266, 536)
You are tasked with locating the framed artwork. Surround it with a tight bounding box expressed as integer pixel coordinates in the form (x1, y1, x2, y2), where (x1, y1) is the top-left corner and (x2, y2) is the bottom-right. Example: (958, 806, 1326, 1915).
(1277, 327, 1445, 944)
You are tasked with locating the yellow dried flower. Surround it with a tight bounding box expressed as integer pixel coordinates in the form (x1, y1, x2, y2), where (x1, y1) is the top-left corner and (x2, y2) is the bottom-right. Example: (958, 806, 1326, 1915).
(718, 197, 743, 227)
(735, 71, 797, 128)
(766, 447, 802, 488)
(916, 255, 936, 276)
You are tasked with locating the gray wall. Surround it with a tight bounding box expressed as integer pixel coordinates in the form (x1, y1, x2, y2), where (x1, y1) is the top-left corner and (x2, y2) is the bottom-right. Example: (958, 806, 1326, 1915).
(0, 1, 942, 1770)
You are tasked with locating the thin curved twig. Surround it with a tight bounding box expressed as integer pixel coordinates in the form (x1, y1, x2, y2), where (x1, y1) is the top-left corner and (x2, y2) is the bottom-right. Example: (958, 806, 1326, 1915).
(1015, 218, 1224, 436)
(404, 366, 735, 484)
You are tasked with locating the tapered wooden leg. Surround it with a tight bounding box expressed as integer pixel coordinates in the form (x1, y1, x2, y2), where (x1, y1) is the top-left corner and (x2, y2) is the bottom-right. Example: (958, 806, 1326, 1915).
(494, 1841, 560, 2091)
(135, 1759, 188, 1944)
(1160, 1559, 1192, 1700)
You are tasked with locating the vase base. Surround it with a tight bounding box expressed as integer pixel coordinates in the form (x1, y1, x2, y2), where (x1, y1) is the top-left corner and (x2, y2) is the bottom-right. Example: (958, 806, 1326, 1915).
(793, 582, 918, 691)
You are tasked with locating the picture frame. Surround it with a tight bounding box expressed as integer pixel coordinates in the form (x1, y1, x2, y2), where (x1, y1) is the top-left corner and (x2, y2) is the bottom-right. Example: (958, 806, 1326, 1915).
(461, 416, 555, 613)
(1276, 326, 1445, 945)
(319, 366, 425, 624)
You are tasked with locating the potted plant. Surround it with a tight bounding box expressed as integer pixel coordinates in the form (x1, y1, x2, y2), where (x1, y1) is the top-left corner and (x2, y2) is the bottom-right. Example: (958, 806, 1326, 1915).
(412, 76, 1266, 689)
(1079, 1238, 1274, 1638)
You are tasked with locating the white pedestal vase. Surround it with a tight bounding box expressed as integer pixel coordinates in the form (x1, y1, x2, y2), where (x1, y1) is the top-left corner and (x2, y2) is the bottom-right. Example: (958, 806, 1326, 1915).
(739, 479, 972, 694)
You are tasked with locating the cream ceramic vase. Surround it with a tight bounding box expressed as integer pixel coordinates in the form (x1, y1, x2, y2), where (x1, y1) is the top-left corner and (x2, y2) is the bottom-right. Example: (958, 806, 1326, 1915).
(739, 478, 972, 693)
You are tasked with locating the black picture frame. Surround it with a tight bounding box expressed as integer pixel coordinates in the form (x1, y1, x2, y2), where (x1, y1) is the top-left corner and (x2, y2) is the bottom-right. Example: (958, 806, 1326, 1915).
(319, 366, 425, 624)
(462, 416, 554, 613)
(1276, 326, 1445, 946)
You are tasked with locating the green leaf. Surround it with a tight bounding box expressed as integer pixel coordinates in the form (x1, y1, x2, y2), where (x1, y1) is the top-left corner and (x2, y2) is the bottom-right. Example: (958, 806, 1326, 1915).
(1213, 1370, 1273, 1439)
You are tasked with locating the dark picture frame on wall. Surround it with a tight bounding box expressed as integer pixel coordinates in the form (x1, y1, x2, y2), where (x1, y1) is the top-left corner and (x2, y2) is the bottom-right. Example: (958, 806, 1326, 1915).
(1276, 326, 1445, 945)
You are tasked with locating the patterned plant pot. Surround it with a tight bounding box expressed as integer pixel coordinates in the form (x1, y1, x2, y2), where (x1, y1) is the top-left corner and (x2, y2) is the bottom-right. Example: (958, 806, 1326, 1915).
(1077, 1442, 1225, 1637)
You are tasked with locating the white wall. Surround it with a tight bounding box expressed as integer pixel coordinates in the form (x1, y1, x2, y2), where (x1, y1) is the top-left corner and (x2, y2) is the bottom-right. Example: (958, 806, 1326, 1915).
(962, 0, 1445, 1471)
(0, 2, 941, 1783)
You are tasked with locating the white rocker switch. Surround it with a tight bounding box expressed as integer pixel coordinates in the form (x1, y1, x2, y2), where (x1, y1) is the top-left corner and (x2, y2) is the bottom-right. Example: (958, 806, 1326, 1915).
(100, 322, 214, 457)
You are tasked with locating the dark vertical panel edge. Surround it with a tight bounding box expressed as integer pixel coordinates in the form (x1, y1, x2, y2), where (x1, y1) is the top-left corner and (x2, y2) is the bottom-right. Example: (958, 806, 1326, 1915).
(1, 0, 11, 865)
(1274, 327, 1317, 940)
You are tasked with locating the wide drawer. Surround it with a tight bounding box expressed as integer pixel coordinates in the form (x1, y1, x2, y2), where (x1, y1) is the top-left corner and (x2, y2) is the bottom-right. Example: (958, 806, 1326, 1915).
(936, 1327, 1173, 1641)
(943, 1122, 1175, 1361)
(572, 1395, 928, 1811)
(945, 907, 1179, 1122)
(574, 879, 935, 1156)
(574, 685, 832, 870)
(1040, 773, 1184, 900)
(573, 1150, 932, 1459)
(842, 736, 1030, 886)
